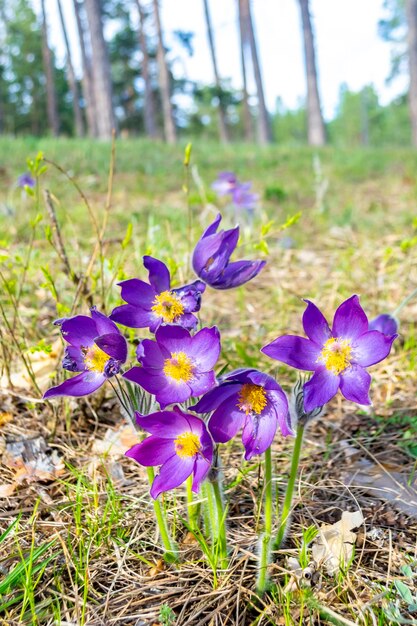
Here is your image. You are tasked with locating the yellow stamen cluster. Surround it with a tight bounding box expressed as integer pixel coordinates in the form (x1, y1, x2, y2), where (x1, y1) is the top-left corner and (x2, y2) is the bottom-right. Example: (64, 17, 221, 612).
(237, 383, 268, 415)
(174, 431, 201, 458)
(163, 352, 194, 382)
(151, 290, 184, 323)
(83, 345, 109, 373)
(318, 338, 352, 375)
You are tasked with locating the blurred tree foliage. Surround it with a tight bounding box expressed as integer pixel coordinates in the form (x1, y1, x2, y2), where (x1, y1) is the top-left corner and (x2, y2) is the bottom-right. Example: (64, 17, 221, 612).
(0, 0, 412, 146)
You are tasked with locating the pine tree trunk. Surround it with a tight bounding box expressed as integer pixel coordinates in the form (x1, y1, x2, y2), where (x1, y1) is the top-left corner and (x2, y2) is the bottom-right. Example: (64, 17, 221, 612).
(84, 0, 115, 139)
(240, 0, 271, 144)
(203, 0, 229, 143)
(57, 0, 84, 137)
(135, 0, 158, 138)
(152, 0, 176, 143)
(73, 0, 97, 137)
(238, 0, 253, 142)
(40, 0, 59, 136)
(406, 0, 417, 146)
(298, 0, 326, 146)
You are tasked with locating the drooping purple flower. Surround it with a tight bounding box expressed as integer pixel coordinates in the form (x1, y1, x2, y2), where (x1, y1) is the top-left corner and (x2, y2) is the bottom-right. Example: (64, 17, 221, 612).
(17, 172, 35, 189)
(110, 256, 205, 332)
(192, 368, 291, 460)
(261, 295, 397, 412)
(125, 406, 213, 499)
(192, 213, 265, 289)
(44, 308, 128, 398)
(369, 314, 398, 336)
(212, 171, 238, 197)
(231, 182, 259, 213)
(123, 324, 221, 409)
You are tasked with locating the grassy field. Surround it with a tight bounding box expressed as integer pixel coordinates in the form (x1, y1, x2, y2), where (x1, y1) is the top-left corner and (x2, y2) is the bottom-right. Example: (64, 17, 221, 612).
(1, 137, 417, 625)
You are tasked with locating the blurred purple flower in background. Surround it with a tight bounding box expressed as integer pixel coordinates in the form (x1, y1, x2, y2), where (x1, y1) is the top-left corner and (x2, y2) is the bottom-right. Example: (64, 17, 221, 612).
(44, 308, 127, 398)
(212, 172, 259, 214)
(110, 256, 205, 332)
(123, 324, 221, 408)
(211, 171, 238, 197)
(126, 407, 213, 498)
(192, 368, 291, 460)
(262, 296, 397, 412)
(17, 172, 35, 189)
(192, 213, 265, 289)
(231, 182, 259, 213)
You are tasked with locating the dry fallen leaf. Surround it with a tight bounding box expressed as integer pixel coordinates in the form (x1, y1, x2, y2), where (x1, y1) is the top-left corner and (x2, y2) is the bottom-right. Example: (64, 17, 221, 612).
(3, 436, 65, 484)
(0, 412, 13, 427)
(148, 559, 165, 577)
(0, 338, 62, 392)
(312, 510, 364, 575)
(92, 425, 139, 458)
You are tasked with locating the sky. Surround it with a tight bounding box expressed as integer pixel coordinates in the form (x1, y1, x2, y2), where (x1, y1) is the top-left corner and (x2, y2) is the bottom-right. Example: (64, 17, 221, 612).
(38, 0, 409, 121)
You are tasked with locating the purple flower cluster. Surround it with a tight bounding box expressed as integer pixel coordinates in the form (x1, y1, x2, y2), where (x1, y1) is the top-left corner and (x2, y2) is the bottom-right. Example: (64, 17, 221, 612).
(212, 172, 258, 213)
(43, 211, 397, 503)
(262, 295, 397, 412)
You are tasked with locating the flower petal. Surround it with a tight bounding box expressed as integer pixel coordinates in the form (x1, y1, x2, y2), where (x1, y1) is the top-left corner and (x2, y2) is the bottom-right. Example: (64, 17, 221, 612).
(208, 396, 245, 443)
(136, 339, 169, 369)
(43, 371, 105, 398)
(369, 314, 398, 336)
(110, 304, 154, 329)
(189, 371, 217, 398)
(95, 333, 127, 363)
(173, 280, 206, 313)
(117, 278, 155, 307)
(123, 367, 166, 395)
(192, 455, 212, 492)
(242, 408, 277, 460)
(188, 326, 221, 370)
(150, 455, 195, 498)
(266, 391, 292, 437)
(302, 300, 332, 345)
(125, 437, 175, 466)
(155, 324, 192, 354)
(60, 315, 97, 347)
(192, 383, 239, 413)
(261, 335, 320, 371)
(339, 365, 371, 405)
(332, 295, 368, 340)
(90, 307, 119, 335)
(154, 379, 192, 409)
(143, 256, 171, 293)
(211, 259, 266, 289)
(303, 367, 340, 412)
(353, 330, 396, 367)
(136, 409, 192, 436)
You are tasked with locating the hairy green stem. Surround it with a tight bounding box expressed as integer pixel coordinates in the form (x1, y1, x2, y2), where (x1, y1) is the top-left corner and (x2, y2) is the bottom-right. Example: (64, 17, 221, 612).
(257, 446, 273, 593)
(147, 467, 177, 561)
(392, 286, 417, 317)
(211, 478, 228, 570)
(186, 475, 199, 532)
(274, 423, 305, 550)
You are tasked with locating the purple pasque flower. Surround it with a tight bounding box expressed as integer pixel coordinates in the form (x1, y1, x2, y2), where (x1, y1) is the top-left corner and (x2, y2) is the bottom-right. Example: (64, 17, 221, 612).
(123, 324, 221, 409)
(261, 295, 397, 412)
(126, 407, 213, 499)
(192, 213, 265, 289)
(192, 368, 291, 460)
(17, 172, 35, 189)
(110, 256, 205, 332)
(369, 313, 398, 336)
(212, 171, 238, 197)
(231, 182, 258, 213)
(44, 308, 128, 399)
